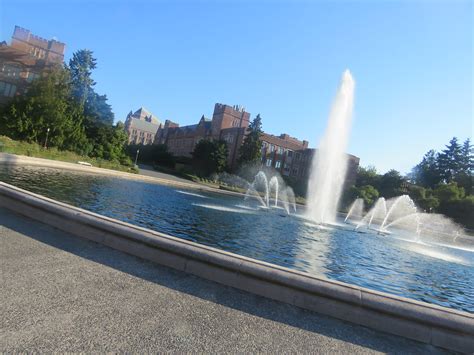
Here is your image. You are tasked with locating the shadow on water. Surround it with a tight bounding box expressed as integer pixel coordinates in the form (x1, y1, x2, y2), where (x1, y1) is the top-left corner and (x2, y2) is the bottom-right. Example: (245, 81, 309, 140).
(0, 208, 445, 354)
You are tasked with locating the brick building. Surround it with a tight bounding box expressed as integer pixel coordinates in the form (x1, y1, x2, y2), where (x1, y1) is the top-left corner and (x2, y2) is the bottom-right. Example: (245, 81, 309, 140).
(0, 26, 65, 105)
(124, 107, 162, 145)
(155, 103, 250, 169)
(154, 102, 360, 186)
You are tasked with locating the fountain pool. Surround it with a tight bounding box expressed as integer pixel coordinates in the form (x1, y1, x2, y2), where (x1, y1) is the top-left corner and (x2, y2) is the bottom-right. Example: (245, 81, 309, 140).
(1, 164, 473, 313)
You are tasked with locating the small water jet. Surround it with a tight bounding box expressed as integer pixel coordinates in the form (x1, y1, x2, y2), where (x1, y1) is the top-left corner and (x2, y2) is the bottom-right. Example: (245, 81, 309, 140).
(244, 171, 296, 214)
(344, 198, 364, 223)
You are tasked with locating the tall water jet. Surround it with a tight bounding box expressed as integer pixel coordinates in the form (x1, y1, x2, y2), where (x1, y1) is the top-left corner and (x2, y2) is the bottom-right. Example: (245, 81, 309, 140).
(306, 70, 355, 223)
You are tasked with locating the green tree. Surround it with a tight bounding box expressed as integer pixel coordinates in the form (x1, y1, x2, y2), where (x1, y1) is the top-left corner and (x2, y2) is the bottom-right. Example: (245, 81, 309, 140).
(433, 182, 465, 203)
(126, 143, 175, 168)
(438, 137, 463, 183)
(68, 49, 97, 106)
(192, 139, 229, 177)
(238, 114, 263, 166)
(411, 150, 442, 188)
(355, 166, 380, 188)
(378, 169, 405, 198)
(0, 67, 86, 150)
(455, 138, 473, 195)
(84, 92, 114, 126)
(357, 185, 380, 208)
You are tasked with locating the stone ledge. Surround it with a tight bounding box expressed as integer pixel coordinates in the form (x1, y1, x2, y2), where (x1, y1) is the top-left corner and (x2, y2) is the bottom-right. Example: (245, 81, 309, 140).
(0, 181, 473, 353)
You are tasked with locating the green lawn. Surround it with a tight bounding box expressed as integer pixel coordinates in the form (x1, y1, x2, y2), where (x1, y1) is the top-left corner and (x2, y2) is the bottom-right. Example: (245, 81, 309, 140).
(0, 136, 137, 174)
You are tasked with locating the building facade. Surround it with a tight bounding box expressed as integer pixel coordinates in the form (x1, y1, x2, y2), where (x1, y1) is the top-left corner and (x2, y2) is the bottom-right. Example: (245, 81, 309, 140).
(153, 101, 360, 186)
(124, 107, 162, 145)
(0, 26, 65, 105)
(155, 103, 250, 168)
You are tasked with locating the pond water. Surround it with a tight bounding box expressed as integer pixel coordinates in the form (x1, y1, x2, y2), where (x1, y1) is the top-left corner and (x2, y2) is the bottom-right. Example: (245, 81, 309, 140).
(1, 165, 473, 313)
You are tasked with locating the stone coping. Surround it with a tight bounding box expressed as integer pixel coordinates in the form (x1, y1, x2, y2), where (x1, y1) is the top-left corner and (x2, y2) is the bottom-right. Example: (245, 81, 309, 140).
(0, 182, 473, 353)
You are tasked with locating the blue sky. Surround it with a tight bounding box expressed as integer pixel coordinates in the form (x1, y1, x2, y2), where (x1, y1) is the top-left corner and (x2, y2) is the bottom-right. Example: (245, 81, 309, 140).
(1, 0, 472, 174)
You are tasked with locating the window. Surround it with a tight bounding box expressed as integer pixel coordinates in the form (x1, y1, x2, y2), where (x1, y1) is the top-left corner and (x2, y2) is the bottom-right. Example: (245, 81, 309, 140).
(266, 159, 272, 167)
(270, 144, 275, 152)
(2, 64, 21, 78)
(0, 81, 16, 97)
(278, 147, 284, 155)
(275, 160, 281, 169)
(292, 168, 299, 176)
(287, 150, 293, 157)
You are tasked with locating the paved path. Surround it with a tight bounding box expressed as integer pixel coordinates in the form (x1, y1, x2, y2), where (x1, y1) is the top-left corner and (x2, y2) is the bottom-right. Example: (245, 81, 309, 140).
(0, 208, 445, 353)
(138, 164, 199, 185)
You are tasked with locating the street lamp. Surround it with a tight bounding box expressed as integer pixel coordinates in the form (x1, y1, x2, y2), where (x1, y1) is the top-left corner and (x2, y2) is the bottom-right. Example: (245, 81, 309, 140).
(44, 127, 50, 149)
(134, 149, 140, 167)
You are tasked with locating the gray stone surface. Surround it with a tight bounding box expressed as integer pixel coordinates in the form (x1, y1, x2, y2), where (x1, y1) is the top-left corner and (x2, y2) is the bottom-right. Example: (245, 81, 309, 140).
(138, 164, 200, 185)
(0, 208, 447, 353)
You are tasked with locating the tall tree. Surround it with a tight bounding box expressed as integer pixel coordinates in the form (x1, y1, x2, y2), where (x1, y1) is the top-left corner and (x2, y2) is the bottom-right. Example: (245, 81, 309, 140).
(438, 137, 463, 183)
(238, 114, 263, 166)
(456, 138, 473, 194)
(68, 49, 97, 106)
(411, 149, 442, 188)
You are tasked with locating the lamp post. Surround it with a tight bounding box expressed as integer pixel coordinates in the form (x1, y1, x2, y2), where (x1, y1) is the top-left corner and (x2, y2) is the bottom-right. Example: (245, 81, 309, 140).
(134, 149, 140, 167)
(44, 127, 50, 149)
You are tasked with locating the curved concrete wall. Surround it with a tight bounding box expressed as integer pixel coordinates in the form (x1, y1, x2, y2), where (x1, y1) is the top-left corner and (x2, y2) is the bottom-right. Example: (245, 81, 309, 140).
(0, 182, 473, 353)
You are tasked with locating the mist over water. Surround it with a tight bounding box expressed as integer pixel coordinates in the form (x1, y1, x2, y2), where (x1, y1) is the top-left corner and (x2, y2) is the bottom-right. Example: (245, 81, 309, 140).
(306, 70, 355, 223)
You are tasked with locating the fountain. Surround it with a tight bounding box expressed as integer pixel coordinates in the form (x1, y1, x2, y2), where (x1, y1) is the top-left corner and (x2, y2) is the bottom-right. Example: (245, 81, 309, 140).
(344, 198, 364, 223)
(356, 197, 387, 230)
(306, 70, 355, 224)
(243, 171, 296, 215)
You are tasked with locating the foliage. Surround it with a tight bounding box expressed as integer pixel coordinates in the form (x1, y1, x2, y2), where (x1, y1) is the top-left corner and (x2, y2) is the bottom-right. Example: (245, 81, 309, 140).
(438, 196, 474, 230)
(348, 185, 379, 208)
(433, 182, 465, 202)
(0, 49, 131, 168)
(127, 143, 175, 168)
(192, 139, 228, 177)
(0, 67, 87, 150)
(69, 49, 97, 106)
(356, 165, 380, 188)
(411, 150, 442, 188)
(238, 114, 263, 166)
(378, 169, 405, 198)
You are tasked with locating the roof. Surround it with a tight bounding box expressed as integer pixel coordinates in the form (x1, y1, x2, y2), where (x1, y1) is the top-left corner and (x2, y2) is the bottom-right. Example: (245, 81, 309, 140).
(261, 132, 307, 151)
(131, 107, 161, 125)
(128, 118, 161, 134)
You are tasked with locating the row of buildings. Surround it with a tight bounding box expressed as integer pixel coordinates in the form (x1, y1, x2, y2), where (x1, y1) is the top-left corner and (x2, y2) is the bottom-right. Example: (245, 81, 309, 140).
(0, 26, 65, 106)
(124, 103, 360, 185)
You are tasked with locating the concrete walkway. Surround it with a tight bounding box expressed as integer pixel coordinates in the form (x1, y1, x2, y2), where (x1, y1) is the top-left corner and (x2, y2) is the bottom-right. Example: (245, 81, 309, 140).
(0, 208, 445, 353)
(138, 164, 200, 185)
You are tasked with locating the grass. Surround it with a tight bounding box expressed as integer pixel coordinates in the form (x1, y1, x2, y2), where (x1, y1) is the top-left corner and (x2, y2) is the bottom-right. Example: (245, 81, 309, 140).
(0, 136, 138, 174)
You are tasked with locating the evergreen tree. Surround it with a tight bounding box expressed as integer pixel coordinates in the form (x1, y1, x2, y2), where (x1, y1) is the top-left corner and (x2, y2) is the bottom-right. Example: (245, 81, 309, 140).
(438, 137, 463, 183)
(238, 114, 263, 166)
(411, 149, 442, 188)
(68, 49, 97, 106)
(455, 138, 473, 194)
